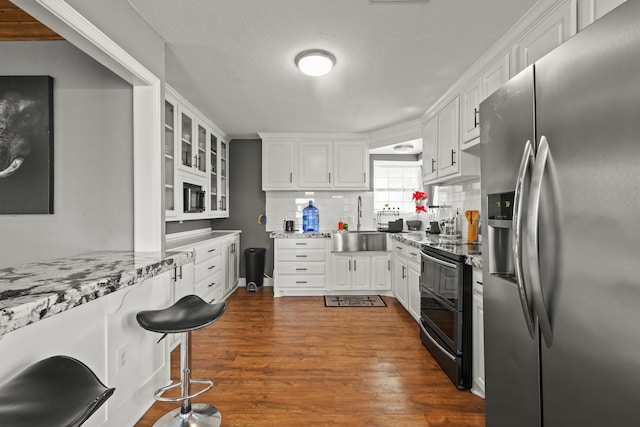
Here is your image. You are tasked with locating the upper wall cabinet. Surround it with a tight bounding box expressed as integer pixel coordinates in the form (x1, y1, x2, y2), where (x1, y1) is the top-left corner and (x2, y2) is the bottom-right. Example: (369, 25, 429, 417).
(165, 86, 229, 221)
(299, 140, 332, 188)
(261, 134, 369, 191)
(262, 138, 297, 190)
(577, 0, 626, 30)
(461, 52, 511, 147)
(515, 0, 576, 73)
(333, 140, 369, 188)
(422, 97, 480, 185)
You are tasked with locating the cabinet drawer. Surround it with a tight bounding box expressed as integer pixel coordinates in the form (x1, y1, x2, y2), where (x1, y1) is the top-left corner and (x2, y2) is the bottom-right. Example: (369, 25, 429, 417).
(277, 275, 326, 288)
(405, 246, 421, 264)
(392, 242, 406, 257)
(194, 240, 222, 263)
(278, 263, 326, 275)
(278, 249, 325, 262)
(277, 239, 326, 250)
(195, 272, 222, 298)
(194, 253, 222, 283)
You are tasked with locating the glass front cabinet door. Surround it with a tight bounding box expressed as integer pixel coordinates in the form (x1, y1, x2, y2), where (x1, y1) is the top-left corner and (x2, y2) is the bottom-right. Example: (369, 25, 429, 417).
(164, 99, 177, 217)
(165, 85, 229, 220)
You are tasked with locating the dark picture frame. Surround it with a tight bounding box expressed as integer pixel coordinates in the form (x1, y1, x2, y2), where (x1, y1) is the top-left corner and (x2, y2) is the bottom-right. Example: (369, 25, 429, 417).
(0, 76, 54, 214)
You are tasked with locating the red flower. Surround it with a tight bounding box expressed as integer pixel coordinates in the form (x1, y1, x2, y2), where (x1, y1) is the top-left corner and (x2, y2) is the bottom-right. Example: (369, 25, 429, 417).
(412, 190, 427, 201)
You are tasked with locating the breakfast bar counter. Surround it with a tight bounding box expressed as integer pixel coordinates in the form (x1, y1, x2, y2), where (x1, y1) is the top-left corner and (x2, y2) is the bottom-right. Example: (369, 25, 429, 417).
(0, 250, 194, 336)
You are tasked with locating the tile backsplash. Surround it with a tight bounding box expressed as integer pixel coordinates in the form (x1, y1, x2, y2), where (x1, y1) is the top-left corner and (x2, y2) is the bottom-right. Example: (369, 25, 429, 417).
(265, 180, 481, 238)
(266, 191, 376, 232)
(433, 179, 481, 240)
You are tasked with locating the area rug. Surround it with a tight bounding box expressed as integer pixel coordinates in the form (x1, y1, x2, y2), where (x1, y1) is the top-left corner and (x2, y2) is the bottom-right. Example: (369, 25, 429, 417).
(324, 295, 387, 307)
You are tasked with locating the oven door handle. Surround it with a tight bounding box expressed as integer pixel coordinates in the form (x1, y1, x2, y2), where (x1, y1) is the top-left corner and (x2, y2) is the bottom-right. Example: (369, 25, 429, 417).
(420, 251, 458, 270)
(420, 323, 455, 361)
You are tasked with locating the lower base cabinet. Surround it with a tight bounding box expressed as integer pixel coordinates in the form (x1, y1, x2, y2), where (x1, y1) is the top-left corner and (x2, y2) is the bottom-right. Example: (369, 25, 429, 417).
(471, 267, 485, 398)
(274, 237, 330, 297)
(330, 252, 390, 292)
(392, 240, 421, 321)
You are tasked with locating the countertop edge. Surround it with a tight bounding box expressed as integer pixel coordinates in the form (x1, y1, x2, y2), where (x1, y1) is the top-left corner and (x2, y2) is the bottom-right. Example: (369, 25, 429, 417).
(0, 250, 194, 336)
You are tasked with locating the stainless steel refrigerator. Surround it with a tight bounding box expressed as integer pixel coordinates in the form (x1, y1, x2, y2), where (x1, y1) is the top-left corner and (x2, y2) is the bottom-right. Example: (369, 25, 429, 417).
(479, 1, 640, 426)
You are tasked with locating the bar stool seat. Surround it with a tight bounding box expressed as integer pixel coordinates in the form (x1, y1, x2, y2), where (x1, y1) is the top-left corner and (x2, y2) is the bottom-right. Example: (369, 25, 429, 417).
(137, 294, 227, 334)
(0, 355, 114, 427)
(137, 295, 227, 427)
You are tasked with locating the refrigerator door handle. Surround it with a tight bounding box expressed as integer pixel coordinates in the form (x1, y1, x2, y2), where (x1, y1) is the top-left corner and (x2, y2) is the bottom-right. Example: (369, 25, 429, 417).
(512, 140, 536, 338)
(527, 136, 560, 347)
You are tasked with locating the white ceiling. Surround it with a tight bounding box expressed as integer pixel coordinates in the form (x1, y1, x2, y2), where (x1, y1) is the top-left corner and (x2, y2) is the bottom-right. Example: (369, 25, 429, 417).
(128, 0, 536, 140)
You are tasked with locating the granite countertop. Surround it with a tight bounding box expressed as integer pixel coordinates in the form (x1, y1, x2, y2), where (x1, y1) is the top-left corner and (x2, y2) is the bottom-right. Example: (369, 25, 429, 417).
(0, 250, 194, 336)
(166, 230, 242, 251)
(270, 231, 333, 238)
(391, 232, 483, 269)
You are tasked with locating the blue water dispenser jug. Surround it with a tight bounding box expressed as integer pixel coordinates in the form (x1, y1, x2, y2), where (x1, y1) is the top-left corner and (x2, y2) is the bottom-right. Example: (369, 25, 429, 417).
(302, 200, 319, 232)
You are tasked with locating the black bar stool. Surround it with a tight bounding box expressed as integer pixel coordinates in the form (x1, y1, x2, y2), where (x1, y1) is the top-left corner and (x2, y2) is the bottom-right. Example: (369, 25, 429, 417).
(0, 355, 114, 427)
(137, 295, 227, 427)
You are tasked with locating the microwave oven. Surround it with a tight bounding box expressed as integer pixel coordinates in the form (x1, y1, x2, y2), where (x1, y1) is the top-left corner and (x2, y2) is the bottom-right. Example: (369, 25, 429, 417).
(183, 183, 205, 213)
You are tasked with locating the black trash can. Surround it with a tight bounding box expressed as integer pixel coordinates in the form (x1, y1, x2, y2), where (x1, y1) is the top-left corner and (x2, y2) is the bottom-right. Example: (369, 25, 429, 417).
(245, 247, 266, 292)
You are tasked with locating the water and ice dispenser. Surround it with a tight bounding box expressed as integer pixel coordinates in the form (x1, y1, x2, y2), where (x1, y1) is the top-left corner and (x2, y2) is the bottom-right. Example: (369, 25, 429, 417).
(487, 192, 516, 277)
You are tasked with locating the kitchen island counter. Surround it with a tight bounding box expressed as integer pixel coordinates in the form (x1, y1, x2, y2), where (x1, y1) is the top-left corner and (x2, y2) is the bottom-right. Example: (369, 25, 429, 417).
(0, 250, 194, 336)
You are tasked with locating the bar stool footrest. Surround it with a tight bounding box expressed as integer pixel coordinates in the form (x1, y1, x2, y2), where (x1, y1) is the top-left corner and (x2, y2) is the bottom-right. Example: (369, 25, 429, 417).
(153, 379, 214, 402)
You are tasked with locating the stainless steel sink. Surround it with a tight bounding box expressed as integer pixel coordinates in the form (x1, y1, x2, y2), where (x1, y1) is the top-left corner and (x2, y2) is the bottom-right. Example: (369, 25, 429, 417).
(332, 231, 387, 252)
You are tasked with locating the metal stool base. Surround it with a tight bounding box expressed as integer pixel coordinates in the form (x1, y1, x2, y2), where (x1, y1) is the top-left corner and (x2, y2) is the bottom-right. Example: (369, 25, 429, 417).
(153, 403, 221, 427)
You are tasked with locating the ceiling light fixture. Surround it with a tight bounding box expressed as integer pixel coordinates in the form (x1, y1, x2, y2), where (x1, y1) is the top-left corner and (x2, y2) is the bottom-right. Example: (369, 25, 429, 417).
(393, 143, 414, 153)
(295, 49, 336, 77)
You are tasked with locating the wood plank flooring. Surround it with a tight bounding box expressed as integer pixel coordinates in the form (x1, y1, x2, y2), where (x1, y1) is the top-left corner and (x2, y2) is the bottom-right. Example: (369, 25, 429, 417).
(135, 289, 485, 427)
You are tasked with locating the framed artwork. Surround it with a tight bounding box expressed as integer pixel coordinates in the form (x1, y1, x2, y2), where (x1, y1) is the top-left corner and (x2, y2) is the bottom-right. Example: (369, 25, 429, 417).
(0, 76, 54, 214)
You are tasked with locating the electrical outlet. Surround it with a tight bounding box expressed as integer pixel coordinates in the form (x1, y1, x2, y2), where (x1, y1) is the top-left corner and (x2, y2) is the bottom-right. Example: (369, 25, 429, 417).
(117, 345, 128, 373)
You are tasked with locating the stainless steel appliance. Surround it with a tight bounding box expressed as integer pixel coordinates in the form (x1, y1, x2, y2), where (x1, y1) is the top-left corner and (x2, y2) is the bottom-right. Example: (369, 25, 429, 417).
(183, 183, 205, 213)
(480, 2, 640, 425)
(419, 246, 471, 389)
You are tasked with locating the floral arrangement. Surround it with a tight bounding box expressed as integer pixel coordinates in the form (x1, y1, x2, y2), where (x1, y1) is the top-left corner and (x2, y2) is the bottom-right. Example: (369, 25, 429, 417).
(412, 190, 428, 213)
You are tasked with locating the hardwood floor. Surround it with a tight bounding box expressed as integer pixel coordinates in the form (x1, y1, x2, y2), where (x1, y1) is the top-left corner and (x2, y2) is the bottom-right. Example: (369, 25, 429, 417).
(135, 289, 485, 427)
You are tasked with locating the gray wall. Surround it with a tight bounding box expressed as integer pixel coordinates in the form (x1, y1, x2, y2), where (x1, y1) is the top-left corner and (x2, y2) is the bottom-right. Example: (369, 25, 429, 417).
(0, 41, 134, 268)
(214, 139, 273, 277)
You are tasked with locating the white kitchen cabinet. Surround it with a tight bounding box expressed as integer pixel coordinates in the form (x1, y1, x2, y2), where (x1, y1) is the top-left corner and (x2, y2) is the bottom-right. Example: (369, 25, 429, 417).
(166, 86, 229, 221)
(333, 140, 369, 189)
(330, 253, 390, 292)
(261, 134, 369, 191)
(421, 117, 438, 182)
(392, 241, 421, 321)
(223, 235, 240, 298)
(515, 0, 576, 73)
(461, 52, 511, 148)
(422, 97, 480, 185)
(371, 254, 392, 292)
(299, 140, 332, 188)
(461, 78, 481, 144)
(578, 0, 625, 30)
(437, 97, 461, 179)
(262, 138, 297, 190)
(164, 99, 177, 219)
(274, 237, 330, 296)
(407, 260, 421, 322)
(393, 256, 408, 309)
(471, 267, 485, 399)
(169, 232, 241, 305)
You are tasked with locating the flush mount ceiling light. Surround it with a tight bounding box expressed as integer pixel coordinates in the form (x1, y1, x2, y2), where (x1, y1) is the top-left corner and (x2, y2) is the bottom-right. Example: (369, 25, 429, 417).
(295, 49, 336, 77)
(393, 143, 414, 153)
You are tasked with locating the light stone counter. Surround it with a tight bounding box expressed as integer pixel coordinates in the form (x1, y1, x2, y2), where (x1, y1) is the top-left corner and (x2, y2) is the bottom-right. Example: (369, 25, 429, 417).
(0, 250, 194, 336)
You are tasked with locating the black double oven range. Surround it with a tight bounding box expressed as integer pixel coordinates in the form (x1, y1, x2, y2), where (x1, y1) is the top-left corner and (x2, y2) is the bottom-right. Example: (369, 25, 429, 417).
(418, 242, 473, 390)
